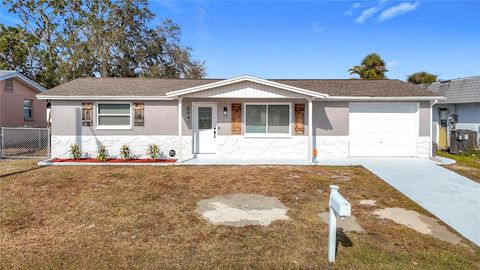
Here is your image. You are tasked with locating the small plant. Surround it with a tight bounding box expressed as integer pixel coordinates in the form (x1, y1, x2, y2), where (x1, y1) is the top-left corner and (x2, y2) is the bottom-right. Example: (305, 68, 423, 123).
(97, 145, 107, 162)
(69, 144, 81, 159)
(120, 144, 131, 160)
(148, 144, 159, 159)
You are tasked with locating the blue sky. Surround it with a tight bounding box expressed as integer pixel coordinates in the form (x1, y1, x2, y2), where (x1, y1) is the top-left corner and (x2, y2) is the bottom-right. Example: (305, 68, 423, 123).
(2, 1, 479, 80)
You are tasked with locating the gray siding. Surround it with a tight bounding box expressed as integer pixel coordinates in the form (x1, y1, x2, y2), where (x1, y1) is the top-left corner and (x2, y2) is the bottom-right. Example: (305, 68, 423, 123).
(51, 99, 432, 138)
(51, 100, 178, 136)
(313, 101, 349, 136)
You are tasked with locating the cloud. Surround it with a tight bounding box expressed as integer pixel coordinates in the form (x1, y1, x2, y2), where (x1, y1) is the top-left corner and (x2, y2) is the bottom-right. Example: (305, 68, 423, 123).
(153, 0, 186, 13)
(378, 2, 420, 22)
(195, 7, 212, 46)
(355, 7, 380, 24)
(311, 22, 326, 32)
(387, 61, 399, 69)
(344, 2, 362, 16)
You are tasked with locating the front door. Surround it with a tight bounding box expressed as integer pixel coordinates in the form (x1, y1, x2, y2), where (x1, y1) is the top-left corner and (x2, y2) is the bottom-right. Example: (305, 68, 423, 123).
(193, 103, 217, 154)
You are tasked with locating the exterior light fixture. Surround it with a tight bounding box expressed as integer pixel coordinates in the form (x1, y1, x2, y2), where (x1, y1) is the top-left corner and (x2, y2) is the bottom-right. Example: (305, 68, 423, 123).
(223, 107, 228, 116)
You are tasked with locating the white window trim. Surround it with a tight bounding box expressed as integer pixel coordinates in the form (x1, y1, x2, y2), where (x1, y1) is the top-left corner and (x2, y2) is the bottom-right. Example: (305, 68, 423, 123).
(95, 102, 133, 130)
(23, 99, 33, 120)
(243, 102, 292, 138)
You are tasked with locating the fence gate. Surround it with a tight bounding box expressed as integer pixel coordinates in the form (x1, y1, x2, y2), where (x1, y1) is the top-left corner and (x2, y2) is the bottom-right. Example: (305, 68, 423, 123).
(1, 127, 50, 158)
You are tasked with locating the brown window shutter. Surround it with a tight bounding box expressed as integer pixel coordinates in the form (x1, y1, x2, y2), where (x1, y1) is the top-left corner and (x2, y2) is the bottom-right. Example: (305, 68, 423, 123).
(294, 104, 305, 135)
(134, 102, 144, 126)
(82, 102, 93, 126)
(231, 103, 242, 135)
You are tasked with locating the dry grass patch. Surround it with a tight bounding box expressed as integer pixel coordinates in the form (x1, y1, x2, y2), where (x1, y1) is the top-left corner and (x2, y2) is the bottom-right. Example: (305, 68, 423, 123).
(0, 164, 478, 269)
(0, 159, 41, 177)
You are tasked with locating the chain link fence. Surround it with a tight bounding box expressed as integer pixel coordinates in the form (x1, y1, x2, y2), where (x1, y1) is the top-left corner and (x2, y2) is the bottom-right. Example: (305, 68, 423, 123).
(1, 127, 50, 158)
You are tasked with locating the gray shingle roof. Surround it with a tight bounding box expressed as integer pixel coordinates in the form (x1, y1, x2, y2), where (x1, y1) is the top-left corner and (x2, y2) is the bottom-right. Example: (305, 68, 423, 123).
(38, 77, 439, 98)
(426, 76, 480, 104)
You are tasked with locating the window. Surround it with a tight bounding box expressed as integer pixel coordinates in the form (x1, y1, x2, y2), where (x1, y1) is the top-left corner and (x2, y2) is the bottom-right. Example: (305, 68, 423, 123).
(97, 103, 131, 129)
(245, 104, 290, 135)
(23, 99, 33, 120)
(4, 79, 14, 92)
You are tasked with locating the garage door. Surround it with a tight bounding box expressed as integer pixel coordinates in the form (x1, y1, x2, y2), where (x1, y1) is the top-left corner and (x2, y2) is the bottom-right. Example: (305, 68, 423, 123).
(349, 103, 418, 157)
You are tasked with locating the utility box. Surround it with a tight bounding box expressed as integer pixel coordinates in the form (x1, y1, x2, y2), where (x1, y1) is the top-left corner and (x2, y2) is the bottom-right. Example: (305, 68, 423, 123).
(450, 129, 478, 155)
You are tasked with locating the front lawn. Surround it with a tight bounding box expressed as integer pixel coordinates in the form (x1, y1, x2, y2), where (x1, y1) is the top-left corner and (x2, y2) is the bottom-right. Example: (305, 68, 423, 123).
(436, 150, 480, 182)
(0, 162, 478, 269)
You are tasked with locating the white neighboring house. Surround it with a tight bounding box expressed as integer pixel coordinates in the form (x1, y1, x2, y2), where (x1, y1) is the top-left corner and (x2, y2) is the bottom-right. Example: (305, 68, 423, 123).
(427, 76, 480, 149)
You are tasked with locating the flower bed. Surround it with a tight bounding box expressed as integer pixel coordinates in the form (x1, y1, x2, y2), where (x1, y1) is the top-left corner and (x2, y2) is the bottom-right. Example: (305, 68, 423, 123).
(51, 158, 177, 163)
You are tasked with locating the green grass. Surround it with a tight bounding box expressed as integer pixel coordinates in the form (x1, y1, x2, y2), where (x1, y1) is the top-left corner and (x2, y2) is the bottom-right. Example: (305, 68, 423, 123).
(436, 150, 480, 169)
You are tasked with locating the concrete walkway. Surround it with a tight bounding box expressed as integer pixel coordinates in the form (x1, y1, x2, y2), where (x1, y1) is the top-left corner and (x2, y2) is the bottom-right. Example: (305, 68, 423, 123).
(356, 158, 480, 246)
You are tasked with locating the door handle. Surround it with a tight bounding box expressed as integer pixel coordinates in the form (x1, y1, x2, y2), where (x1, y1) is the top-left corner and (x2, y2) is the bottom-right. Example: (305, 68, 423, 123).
(214, 127, 216, 138)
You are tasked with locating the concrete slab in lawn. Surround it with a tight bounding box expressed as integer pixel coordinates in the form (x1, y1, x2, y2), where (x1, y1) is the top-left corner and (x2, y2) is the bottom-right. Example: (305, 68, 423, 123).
(356, 158, 480, 246)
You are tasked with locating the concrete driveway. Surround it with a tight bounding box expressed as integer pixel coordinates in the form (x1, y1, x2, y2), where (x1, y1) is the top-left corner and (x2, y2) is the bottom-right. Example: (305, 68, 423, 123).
(355, 158, 480, 246)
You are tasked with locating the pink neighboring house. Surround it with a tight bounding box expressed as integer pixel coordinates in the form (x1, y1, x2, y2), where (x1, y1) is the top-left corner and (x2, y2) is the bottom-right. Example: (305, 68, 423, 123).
(0, 70, 48, 128)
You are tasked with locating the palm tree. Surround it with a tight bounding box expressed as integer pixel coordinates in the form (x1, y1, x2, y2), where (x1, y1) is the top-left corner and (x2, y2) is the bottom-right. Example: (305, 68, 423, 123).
(349, 53, 388, 79)
(407, 71, 437, 84)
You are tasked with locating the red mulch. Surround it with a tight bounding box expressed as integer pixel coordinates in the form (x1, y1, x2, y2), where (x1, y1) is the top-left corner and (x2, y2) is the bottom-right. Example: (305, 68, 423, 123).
(51, 158, 177, 163)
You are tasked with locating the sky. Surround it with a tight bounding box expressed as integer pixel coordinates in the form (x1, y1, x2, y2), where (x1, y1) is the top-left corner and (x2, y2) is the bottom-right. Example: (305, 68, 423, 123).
(1, 0, 479, 80)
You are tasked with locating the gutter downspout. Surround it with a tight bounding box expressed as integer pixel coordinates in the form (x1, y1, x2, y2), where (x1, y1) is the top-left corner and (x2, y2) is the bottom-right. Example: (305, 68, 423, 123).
(430, 99, 439, 157)
(178, 97, 183, 163)
(308, 98, 313, 164)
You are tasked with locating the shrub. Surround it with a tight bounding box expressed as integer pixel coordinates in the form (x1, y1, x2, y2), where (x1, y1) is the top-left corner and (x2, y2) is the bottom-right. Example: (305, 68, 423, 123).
(120, 144, 131, 160)
(148, 144, 159, 159)
(69, 144, 81, 159)
(97, 145, 107, 162)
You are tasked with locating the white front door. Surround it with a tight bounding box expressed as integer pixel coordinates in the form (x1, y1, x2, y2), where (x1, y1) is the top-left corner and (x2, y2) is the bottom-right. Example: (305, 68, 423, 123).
(193, 103, 217, 154)
(349, 103, 418, 157)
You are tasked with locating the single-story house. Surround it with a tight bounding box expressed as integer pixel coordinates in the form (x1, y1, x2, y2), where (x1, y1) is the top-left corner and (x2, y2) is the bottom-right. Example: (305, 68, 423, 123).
(0, 70, 48, 128)
(427, 75, 480, 149)
(37, 75, 443, 162)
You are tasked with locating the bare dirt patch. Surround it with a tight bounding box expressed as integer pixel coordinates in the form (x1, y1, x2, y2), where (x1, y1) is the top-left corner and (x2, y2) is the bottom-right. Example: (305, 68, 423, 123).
(196, 193, 289, 227)
(359, 199, 377, 206)
(318, 212, 364, 233)
(374, 207, 462, 244)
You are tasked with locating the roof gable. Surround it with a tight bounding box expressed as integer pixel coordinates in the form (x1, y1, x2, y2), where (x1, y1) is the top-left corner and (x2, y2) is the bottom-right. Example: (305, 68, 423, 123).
(0, 70, 46, 93)
(165, 76, 328, 98)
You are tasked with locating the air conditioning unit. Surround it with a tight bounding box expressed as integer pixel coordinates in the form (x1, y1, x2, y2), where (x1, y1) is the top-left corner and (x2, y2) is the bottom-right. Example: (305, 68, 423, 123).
(449, 129, 478, 155)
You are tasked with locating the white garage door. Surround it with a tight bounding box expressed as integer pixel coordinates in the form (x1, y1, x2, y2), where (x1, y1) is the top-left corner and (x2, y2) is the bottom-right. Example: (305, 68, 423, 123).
(349, 103, 418, 157)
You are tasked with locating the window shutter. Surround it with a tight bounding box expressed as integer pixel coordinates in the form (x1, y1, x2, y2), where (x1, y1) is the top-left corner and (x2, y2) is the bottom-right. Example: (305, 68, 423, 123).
(82, 102, 93, 126)
(134, 103, 144, 126)
(4, 78, 13, 92)
(294, 104, 305, 135)
(231, 103, 242, 135)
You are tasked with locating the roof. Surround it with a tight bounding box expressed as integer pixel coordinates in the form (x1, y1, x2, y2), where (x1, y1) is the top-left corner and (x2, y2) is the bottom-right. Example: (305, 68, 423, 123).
(426, 75, 480, 104)
(37, 76, 441, 100)
(0, 70, 46, 93)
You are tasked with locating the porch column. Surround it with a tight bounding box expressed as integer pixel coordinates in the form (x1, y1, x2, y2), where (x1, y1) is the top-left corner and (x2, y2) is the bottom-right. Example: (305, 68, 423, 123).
(178, 97, 183, 162)
(308, 98, 313, 163)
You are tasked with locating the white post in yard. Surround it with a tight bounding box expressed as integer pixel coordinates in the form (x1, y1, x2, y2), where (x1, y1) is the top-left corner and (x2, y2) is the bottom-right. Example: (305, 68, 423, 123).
(178, 97, 183, 162)
(308, 98, 313, 164)
(328, 185, 351, 263)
